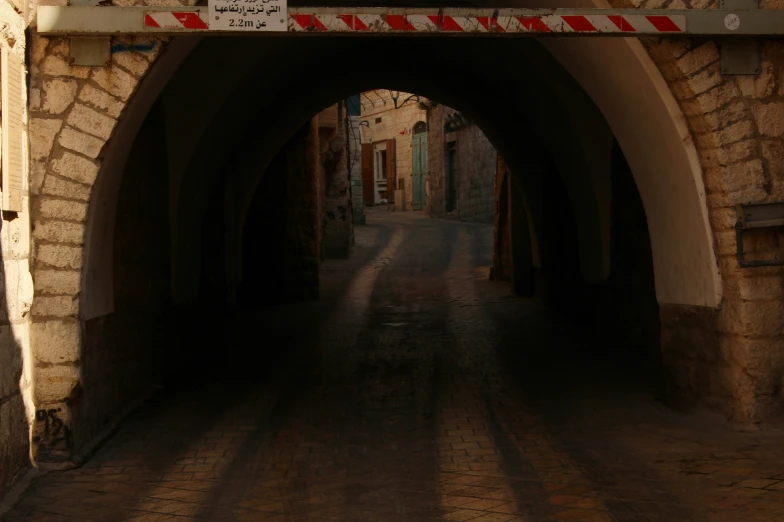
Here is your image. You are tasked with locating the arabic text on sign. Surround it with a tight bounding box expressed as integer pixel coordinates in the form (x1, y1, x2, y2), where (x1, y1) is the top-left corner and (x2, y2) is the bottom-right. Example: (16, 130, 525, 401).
(208, 0, 286, 31)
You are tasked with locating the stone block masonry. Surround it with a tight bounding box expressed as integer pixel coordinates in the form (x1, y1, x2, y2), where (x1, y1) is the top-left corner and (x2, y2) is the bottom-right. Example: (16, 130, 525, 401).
(640, 33, 784, 423)
(427, 104, 495, 224)
(454, 121, 495, 224)
(27, 31, 166, 465)
(319, 102, 353, 259)
(284, 118, 322, 301)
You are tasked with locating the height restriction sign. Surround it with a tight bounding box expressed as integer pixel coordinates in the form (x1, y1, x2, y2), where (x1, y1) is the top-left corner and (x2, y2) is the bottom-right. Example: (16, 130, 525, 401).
(209, 0, 287, 31)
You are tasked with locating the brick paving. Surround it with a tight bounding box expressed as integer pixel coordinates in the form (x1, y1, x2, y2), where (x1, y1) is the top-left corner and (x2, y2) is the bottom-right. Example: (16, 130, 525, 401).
(6, 210, 784, 521)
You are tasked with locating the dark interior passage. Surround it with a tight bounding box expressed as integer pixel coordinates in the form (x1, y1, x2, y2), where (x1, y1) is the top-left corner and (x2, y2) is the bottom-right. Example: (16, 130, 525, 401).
(84, 84, 662, 391)
(78, 100, 171, 446)
(240, 150, 288, 306)
(54, 29, 727, 474)
(70, 51, 669, 434)
(68, 34, 722, 447)
(594, 140, 661, 368)
(538, 161, 585, 320)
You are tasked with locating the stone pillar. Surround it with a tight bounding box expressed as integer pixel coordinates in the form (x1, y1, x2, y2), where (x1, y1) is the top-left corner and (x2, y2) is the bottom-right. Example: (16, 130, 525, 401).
(427, 105, 445, 219)
(491, 155, 536, 297)
(282, 117, 321, 302)
(348, 115, 366, 225)
(319, 102, 353, 259)
(659, 304, 721, 414)
(661, 274, 784, 424)
(508, 172, 536, 297)
(491, 154, 512, 282)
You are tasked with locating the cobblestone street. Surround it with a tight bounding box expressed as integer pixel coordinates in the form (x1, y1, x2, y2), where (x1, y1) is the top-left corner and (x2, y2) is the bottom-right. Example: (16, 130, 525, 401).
(6, 210, 784, 522)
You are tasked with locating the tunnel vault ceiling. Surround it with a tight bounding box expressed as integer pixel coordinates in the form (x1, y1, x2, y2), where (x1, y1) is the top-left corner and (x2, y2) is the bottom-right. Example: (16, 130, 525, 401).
(81, 32, 720, 322)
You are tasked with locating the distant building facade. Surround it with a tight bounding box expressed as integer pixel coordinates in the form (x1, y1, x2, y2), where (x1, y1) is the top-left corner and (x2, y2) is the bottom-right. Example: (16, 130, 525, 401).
(359, 90, 428, 211)
(425, 101, 496, 224)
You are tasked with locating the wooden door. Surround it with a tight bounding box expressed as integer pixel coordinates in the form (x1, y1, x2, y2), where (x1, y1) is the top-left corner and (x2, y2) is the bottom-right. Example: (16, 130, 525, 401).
(411, 133, 428, 210)
(361, 143, 374, 205)
(385, 138, 396, 205)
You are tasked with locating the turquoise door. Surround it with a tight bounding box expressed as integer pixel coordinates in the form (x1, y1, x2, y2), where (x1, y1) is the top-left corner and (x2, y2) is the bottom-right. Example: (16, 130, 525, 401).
(411, 132, 428, 210)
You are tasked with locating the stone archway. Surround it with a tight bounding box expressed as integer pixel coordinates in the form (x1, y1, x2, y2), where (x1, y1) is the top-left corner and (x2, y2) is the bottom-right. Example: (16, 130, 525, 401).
(25, 3, 784, 466)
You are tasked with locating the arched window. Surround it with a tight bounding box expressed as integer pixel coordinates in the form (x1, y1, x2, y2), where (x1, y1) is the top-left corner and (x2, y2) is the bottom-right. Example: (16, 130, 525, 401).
(413, 121, 427, 134)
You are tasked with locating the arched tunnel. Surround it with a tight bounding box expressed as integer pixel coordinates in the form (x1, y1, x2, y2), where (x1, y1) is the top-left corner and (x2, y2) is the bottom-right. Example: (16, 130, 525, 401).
(83, 34, 712, 356)
(12, 25, 747, 521)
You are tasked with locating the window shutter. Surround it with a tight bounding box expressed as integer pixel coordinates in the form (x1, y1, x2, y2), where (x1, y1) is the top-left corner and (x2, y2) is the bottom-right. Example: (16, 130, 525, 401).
(2, 47, 24, 212)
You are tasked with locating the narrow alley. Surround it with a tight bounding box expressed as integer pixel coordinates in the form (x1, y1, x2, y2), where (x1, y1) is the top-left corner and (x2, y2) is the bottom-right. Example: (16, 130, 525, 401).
(5, 211, 784, 522)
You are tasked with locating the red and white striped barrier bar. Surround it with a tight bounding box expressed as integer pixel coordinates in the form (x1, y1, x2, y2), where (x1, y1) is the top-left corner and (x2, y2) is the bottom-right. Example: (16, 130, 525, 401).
(143, 11, 208, 30)
(288, 13, 685, 34)
(139, 10, 684, 34)
(38, 6, 784, 37)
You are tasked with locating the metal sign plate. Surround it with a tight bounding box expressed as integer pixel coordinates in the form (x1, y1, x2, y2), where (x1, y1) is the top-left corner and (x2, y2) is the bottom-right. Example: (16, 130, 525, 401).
(208, 0, 287, 31)
(70, 36, 110, 66)
(718, 0, 759, 75)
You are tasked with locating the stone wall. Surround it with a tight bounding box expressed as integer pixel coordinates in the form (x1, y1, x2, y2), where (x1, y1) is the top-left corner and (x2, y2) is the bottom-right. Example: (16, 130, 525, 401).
(0, 0, 32, 495)
(491, 155, 512, 283)
(455, 119, 495, 224)
(348, 115, 365, 225)
(26, 32, 164, 463)
(22, 29, 337, 466)
(284, 118, 322, 302)
(359, 90, 426, 210)
(319, 102, 353, 259)
(639, 36, 784, 422)
(427, 104, 496, 224)
(491, 154, 537, 298)
(426, 104, 447, 219)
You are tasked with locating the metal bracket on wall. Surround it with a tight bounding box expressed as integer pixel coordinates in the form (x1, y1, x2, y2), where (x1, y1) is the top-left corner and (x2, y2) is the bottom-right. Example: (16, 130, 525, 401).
(67, 0, 110, 66)
(69, 36, 110, 66)
(735, 202, 784, 267)
(720, 0, 760, 75)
